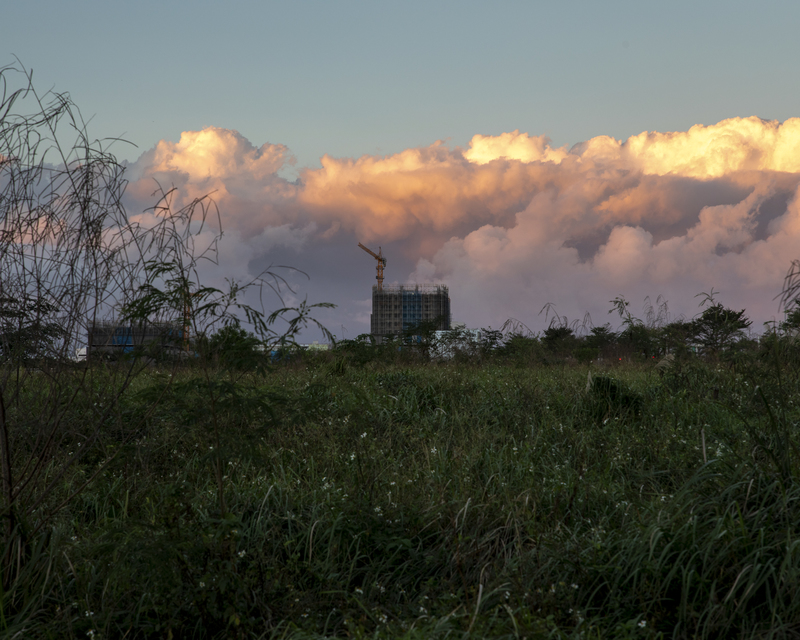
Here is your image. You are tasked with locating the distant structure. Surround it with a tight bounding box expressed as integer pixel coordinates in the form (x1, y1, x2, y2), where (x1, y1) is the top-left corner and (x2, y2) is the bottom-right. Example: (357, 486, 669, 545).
(87, 321, 184, 359)
(358, 243, 451, 342)
(370, 284, 451, 341)
(357, 243, 386, 289)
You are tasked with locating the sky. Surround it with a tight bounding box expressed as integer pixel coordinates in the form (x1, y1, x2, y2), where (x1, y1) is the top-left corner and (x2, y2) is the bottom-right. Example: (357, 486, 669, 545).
(5, 1, 800, 340)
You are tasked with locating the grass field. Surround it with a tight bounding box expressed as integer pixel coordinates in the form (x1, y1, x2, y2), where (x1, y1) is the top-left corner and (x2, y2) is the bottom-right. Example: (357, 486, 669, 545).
(3, 346, 800, 638)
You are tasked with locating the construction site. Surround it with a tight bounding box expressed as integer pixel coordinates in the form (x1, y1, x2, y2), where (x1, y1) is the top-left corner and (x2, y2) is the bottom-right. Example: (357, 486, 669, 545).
(86, 321, 184, 359)
(359, 243, 451, 342)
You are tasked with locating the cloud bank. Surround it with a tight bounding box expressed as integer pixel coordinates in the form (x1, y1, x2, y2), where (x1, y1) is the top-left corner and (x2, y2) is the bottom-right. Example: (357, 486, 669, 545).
(124, 117, 800, 339)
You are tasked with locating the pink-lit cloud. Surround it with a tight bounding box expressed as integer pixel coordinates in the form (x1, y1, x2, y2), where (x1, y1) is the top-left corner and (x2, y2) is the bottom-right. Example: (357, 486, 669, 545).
(124, 118, 800, 339)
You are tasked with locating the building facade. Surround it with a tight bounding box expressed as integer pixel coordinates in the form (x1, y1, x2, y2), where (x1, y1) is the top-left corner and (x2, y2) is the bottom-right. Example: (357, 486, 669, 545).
(87, 321, 184, 359)
(370, 284, 450, 341)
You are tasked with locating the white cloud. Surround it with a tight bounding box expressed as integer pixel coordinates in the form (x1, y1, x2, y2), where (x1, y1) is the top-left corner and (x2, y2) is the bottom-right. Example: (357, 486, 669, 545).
(122, 119, 800, 337)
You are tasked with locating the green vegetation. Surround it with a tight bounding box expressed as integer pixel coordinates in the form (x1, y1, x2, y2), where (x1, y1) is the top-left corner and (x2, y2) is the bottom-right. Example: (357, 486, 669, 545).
(5, 336, 800, 638)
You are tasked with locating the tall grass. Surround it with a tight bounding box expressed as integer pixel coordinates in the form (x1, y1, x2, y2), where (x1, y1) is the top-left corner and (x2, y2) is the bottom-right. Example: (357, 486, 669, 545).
(4, 354, 800, 638)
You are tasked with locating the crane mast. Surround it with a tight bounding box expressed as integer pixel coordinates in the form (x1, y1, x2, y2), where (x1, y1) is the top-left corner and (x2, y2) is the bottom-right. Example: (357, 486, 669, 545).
(358, 242, 386, 290)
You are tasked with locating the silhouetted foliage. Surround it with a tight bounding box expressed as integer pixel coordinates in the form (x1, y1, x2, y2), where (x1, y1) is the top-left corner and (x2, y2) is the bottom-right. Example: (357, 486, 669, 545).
(584, 373, 642, 423)
(657, 320, 694, 358)
(585, 325, 616, 351)
(690, 303, 752, 357)
(401, 317, 446, 358)
(780, 300, 800, 333)
(541, 325, 577, 354)
(0, 296, 63, 363)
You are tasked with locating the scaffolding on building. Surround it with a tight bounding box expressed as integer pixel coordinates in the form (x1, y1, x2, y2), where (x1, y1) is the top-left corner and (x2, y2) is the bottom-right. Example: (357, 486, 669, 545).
(370, 284, 451, 340)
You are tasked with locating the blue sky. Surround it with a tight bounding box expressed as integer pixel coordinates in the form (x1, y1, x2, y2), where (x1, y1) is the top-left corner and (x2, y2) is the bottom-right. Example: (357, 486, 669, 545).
(6, 1, 800, 338)
(7, 1, 800, 172)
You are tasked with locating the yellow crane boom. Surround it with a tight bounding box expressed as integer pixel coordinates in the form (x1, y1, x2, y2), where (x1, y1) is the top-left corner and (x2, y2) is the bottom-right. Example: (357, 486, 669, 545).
(358, 242, 386, 290)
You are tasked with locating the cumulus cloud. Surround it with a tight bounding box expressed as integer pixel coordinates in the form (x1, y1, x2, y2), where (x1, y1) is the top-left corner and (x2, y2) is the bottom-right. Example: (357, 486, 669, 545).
(126, 127, 299, 237)
(142, 127, 290, 180)
(463, 130, 568, 165)
(123, 117, 800, 339)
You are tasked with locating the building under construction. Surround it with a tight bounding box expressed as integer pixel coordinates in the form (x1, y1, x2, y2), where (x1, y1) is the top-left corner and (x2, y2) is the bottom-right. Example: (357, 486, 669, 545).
(370, 284, 451, 340)
(87, 321, 184, 359)
(359, 243, 451, 341)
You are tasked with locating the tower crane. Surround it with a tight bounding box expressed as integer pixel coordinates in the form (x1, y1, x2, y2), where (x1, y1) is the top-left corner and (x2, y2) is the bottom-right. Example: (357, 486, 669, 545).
(358, 243, 386, 290)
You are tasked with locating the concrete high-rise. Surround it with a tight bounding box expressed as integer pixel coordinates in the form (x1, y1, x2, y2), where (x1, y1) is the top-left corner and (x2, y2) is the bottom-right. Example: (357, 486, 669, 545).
(370, 284, 450, 341)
